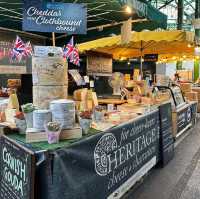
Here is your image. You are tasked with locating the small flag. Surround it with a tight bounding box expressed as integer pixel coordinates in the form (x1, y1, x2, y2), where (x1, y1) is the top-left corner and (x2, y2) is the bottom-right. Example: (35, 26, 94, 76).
(63, 36, 74, 59)
(63, 36, 80, 66)
(23, 41, 33, 57)
(10, 36, 25, 62)
(71, 47, 80, 66)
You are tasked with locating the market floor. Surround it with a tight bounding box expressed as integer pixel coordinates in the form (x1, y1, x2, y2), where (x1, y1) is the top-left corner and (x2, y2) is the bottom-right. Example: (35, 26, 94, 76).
(123, 118, 200, 199)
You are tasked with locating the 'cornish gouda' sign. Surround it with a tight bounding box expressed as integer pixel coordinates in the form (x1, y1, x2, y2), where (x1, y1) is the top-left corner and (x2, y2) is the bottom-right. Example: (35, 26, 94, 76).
(23, 0, 87, 34)
(0, 136, 35, 199)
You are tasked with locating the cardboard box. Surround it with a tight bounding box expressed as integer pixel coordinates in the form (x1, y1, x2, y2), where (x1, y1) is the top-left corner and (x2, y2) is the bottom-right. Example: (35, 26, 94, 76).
(180, 83, 192, 94)
(184, 92, 198, 101)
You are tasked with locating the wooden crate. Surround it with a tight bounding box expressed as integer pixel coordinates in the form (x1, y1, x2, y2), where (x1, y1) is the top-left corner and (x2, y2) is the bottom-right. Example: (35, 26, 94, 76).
(26, 126, 82, 143)
(172, 112, 177, 138)
(184, 92, 198, 102)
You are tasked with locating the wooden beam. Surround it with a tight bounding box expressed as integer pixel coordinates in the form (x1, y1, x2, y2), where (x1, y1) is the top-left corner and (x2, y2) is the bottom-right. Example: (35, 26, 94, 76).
(0, 26, 48, 40)
(54, 18, 147, 40)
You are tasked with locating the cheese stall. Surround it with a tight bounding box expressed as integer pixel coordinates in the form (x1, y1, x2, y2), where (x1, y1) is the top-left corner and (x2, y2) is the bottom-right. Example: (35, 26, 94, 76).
(0, 44, 178, 199)
(0, 31, 198, 199)
(0, 1, 191, 199)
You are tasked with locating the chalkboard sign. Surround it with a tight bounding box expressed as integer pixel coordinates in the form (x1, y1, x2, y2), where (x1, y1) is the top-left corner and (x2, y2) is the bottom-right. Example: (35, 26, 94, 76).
(177, 105, 192, 133)
(87, 54, 112, 75)
(159, 102, 174, 167)
(0, 136, 35, 199)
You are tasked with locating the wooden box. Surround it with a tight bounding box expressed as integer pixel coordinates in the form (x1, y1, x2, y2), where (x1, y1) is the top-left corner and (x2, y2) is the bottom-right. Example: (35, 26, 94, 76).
(26, 126, 82, 143)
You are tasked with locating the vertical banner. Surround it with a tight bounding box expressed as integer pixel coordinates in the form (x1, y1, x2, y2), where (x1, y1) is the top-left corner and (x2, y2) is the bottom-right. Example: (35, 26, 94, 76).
(0, 136, 35, 199)
(159, 102, 174, 167)
(23, 0, 87, 34)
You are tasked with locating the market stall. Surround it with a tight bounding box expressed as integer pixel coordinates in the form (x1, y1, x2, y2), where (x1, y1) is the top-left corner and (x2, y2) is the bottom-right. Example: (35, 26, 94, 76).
(0, 1, 197, 199)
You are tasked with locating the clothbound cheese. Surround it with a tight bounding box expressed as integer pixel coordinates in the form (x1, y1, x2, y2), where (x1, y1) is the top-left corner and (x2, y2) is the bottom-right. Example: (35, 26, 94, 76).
(33, 86, 68, 109)
(33, 110, 52, 131)
(50, 99, 75, 129)
(7, 93, 19, 112)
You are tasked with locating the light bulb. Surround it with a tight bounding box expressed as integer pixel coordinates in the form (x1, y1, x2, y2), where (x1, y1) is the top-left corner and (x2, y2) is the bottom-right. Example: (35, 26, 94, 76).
(125, 6, 132, 14)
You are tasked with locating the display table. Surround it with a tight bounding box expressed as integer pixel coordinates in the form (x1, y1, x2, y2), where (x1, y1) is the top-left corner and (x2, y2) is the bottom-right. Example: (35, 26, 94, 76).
(1, 101, 197, 199)
(0, 109, 163, 199)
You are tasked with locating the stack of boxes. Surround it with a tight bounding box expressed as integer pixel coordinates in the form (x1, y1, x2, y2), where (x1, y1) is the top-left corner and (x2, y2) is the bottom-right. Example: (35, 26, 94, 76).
(32, 46, 68, 109)
(192, 87, 200, 112)
(180, 83, 199, 111)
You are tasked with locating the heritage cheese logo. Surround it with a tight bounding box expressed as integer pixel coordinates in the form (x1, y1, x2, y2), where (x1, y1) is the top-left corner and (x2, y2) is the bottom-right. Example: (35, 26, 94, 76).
(94, 133, 118, 176)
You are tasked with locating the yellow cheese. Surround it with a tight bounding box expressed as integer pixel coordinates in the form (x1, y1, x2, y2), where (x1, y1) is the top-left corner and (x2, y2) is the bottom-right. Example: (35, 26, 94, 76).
(7, 94, 19, 111)
(5, 108, 17, 124)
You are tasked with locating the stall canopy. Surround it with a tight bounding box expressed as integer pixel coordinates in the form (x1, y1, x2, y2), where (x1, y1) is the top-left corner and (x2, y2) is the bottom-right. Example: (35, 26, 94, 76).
(78, 30, 195, 59)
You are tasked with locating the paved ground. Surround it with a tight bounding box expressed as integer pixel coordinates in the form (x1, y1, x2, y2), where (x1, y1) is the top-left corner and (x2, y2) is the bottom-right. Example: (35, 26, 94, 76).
(123, 120, 200, 199)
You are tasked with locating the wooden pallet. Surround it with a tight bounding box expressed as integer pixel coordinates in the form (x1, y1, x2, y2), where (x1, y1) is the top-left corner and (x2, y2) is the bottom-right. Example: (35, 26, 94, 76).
(26, 126, 82, 143)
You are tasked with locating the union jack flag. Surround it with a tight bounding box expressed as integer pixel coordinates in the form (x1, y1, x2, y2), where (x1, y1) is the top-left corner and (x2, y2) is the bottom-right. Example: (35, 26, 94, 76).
(63, 36, 74, 60)
(10, 36, 25, 62)
(71, 47, 80, 66)
(23, 41, 33, 57)
(63, 36, 80, 66)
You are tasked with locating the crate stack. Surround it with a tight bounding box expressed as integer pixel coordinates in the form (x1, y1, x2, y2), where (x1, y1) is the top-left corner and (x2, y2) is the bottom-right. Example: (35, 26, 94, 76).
(32, 48, 68, 109)
(192, 87, 200, 112)
(180, 83, 197, 101)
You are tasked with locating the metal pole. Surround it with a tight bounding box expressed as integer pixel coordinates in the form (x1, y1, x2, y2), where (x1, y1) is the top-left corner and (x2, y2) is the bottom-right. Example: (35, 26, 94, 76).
(52, 0, 56, 46)
(140, 41, 143, 79)
(140, 54, 143, 79)
(195, 0, 200, 18)
(177, 0, 183, 30)
(195, 0, 200, 42)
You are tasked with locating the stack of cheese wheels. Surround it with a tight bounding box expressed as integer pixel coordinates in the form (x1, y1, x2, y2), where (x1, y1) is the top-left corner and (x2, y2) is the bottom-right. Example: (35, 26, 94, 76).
(32, 56, 68, 109)
(50, 99, 75, 129)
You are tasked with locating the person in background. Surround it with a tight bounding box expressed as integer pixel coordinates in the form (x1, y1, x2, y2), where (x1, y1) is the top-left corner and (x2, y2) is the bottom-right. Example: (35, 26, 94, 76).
(174, 73, 181, 83)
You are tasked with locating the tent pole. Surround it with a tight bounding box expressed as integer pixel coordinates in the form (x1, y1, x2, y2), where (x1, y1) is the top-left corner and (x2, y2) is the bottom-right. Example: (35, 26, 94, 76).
(140, 54, 143, 79)
(140, 41, 143, 79)
(52, 0, 56, 46)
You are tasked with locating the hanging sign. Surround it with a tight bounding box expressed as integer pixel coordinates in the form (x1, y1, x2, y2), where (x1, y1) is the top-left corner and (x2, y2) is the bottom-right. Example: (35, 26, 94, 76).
(87, 53, 112, 75)
(144, 54, 158, 62)
(0, 39, 28, 73)
(23, 0, 87, 34)
(0, 136, 35, 199)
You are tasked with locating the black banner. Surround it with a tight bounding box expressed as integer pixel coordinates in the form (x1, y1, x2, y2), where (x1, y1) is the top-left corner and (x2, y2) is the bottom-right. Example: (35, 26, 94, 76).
(177, 105, 192, 133)
(0, 136, 35, 199)
(43, 111, 160, 199)
(159, 103, 174, 167)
